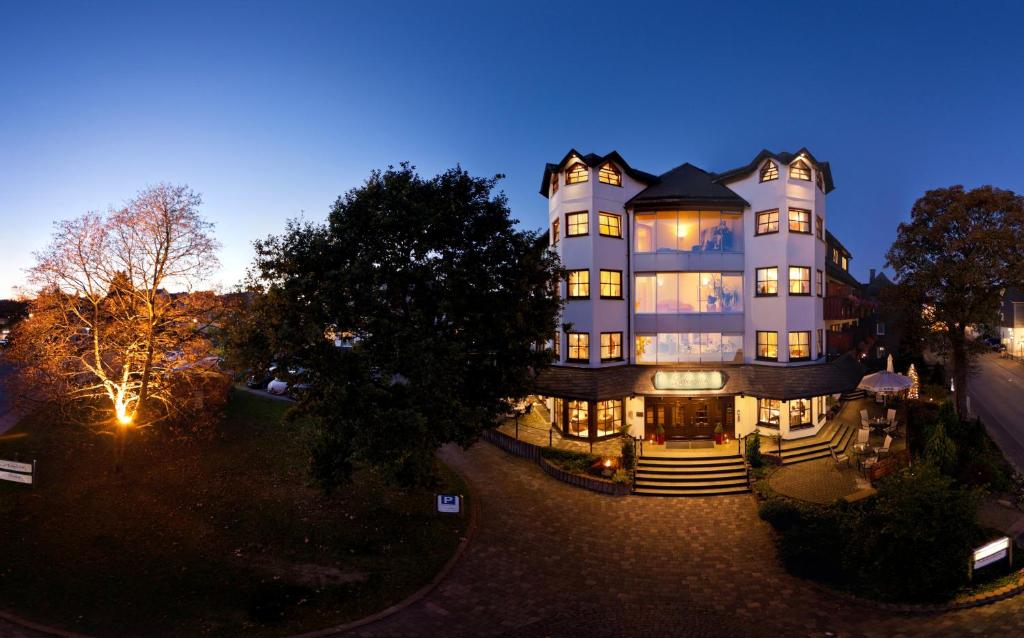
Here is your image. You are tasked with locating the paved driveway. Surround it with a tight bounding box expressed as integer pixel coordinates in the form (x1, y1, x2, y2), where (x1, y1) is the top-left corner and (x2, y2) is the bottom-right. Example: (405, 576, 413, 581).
(342, 442, 1024, 638)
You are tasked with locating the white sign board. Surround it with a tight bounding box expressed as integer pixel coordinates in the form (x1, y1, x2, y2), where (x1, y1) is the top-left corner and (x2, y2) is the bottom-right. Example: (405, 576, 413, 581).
(0, 470, 32, 485)
(0, 459, 33, 473)
(973, 537, 1010, 570)
(436, 494, 461, 514)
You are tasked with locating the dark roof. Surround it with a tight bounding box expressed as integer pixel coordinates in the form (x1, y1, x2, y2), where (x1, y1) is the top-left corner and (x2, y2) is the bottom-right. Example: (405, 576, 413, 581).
(540, 149, 658, 197)
(864, 271, 894, 297)
(826, 259, 862, 290)
(713, 148, 835, 194)
(625, 163, 749, 210)
(531, 355, 864, 402)
(825, 230, 851, 258)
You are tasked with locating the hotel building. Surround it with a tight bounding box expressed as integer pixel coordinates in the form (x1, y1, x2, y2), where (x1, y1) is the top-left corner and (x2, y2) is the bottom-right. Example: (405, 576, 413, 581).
(534, 148, 863, 448)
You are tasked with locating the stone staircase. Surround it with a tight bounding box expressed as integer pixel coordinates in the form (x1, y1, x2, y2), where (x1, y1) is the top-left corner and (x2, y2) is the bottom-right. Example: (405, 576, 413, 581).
(633, 452, 749, 497)
(765, 420, 855, 466)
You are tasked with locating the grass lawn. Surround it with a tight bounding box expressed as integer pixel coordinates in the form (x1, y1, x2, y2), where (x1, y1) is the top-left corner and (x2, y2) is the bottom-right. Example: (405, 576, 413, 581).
(0, 389, 468, 637)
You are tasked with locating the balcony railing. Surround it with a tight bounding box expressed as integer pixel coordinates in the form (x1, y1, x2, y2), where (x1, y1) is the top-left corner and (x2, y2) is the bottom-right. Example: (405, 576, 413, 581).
(824, 296, 862, 321)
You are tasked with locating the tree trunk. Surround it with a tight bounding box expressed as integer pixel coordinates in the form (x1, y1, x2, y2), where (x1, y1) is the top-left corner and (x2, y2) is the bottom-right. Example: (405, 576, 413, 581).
(950, 327, 969, 418)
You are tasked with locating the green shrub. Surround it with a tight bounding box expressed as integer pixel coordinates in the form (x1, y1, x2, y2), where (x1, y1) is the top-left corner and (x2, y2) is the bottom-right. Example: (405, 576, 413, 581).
(758, 497, 802, 531)
(541, 447, 597, 473)
(746, 430, 762, 467)
(611, 469, 631, 485)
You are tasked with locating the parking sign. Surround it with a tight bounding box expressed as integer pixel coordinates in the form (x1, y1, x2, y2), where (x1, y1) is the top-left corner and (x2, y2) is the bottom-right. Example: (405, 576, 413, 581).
(436, 493, 461, 514)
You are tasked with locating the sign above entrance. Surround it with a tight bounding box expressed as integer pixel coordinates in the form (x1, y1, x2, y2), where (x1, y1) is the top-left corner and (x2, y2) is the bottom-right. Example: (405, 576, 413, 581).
(652, 370, 725, 391)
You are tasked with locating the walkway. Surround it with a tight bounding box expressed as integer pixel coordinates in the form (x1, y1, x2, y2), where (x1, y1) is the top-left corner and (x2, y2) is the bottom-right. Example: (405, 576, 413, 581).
(337, 443, 1024, 638)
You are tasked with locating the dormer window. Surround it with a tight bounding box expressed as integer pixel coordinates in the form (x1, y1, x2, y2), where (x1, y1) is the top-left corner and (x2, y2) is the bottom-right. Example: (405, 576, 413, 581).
(790, 159, 811, 181)
(759, 160, 779, 182)
(598, 163, 621, 186)
(566, 162, 589, 185)
(550, 173, 559, 194)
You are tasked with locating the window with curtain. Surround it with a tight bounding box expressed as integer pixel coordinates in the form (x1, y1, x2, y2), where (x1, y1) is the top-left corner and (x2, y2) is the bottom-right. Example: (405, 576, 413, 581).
(599, 270, 622, 298)
(595, 399, 622, 436)
(788, 209, 811, 234)
(567, 333, 589, 362)
(567, 270, 589, 298)
(757, 331, 778, 360)
(600, 332, 622, 360)
(789, 331, 811, 360)
(790, 398, 811, 426)
(788, 266, 810, 295)
(758, 399, 780, 426)
(567, 400, 588, 436)
(756, 267, 778, 296)
(634, 210, 740, 252)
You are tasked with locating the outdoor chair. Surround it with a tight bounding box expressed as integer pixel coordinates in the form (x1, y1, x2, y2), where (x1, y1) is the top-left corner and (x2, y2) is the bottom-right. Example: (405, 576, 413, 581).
(860, 408, 869, 422)
(830, 446, 851, 468)
(856, 427, 869, 445)
(877, 434, 893, 457)
(886, 408, 896, 426)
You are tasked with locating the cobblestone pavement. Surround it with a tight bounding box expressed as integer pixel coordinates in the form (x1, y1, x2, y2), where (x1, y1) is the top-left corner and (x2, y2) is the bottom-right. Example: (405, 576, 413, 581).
(341, 442, 1024, 638)
(768, 457, 865, 504)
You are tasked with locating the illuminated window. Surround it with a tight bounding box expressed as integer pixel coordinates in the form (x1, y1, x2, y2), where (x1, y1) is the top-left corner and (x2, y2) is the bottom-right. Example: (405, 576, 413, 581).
(816, 269, 823, 296)
(598, 212, 622, 237)
(789, 266, 810, 295)
(597, 163, 621, 186)
(817, 329, 823, 357)
(567, 333, 589, 362)
(758, 399, 780, 426)
(815, 215, 823, 240)
(760, 160, 779, 182)
(841, 255, 848, 271)
(790, 398, 811, 426)
(815, 170, 824, 191)
(635, 214, 654, 252)
(566, 162, 589, 184)
(757, 331, 778, 360)
(788, 208, 811, 234)
(550, 173, 559, 194)
(600, 332, 622, 361)
(567, 400, 588, 435)
(832, 247, 840, 264)
(756, 267, 778, 296)
(599, 270, 622, 299)
(790, 159, 811, 181)
(596, 399, 622, 436)
(567, 269, 589, 299)
(566, 211, 589, 236)
(756, 210, 779, 235)
(551, 218, 559, 245)
(789, 331, 811, 360)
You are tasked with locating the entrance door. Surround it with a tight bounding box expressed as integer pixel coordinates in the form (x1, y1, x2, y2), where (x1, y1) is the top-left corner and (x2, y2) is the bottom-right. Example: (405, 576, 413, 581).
(644, 397, 732, 440)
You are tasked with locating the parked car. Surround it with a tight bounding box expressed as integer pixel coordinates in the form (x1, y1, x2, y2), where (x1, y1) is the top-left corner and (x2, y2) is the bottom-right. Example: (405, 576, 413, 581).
(246, 366, 277, 389)
(267, 367, 310, 396)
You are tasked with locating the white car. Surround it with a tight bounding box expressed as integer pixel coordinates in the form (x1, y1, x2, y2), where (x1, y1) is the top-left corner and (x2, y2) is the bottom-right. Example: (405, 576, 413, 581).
(266, 378, 289, 395)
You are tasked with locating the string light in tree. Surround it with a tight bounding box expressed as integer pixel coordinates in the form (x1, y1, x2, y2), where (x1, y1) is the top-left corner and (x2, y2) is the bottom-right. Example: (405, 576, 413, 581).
(907, 363, 920, 399)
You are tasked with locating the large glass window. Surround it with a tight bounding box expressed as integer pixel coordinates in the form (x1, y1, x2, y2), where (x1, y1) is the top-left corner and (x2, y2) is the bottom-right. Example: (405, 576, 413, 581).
(758, 399, 780, 426)
(789, 331, 811, 360)
(596, 399, 622, 436)
(788, 209, 811, 234)
(636, 272, 742, 314)
(788, 266, 810, 295)
(567, 269, 589, 298)
(757, 331, 778, 360)
(566, 211, 589, 236)
(756, 210, 779, 235)
(635, 210, 741, 253)
(760, 160, 779, 182)
(600, 332, 622, 361)
(597, 163, 621, 186)
(566, 163, 589, 184)
(790, 398, 811, 427)
(598, 212, 622, 237)
(600, 270, 622, 299)
(790, 160, 811, 181)
(567, 400, 588, 435)
(635, 333, 743, 364)
(756, 267, 778, 296)
(567, 333, 589, 362)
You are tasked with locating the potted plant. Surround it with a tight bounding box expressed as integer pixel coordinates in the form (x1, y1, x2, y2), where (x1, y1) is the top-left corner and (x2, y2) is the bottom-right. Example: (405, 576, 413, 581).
(714, 423, 725, 445)
(655, 423, 665, 445)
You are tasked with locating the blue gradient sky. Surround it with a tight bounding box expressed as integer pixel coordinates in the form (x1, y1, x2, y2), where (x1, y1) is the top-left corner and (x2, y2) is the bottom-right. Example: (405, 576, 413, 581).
(2, 1, 1023, 297)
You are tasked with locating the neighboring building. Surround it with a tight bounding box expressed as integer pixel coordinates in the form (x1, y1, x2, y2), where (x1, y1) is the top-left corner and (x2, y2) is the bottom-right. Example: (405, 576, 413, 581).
(861, 269, 901, 366)
(823, 231, 868, 359)
(999, 288, 1024, 357)
(534, 149, 863, 444)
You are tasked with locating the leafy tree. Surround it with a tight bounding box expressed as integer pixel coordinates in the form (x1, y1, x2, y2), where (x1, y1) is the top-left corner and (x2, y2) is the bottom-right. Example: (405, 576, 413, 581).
(239, 164, 561, 487)
(925, 420, 958, 475)
(886, 186, 1024, 416)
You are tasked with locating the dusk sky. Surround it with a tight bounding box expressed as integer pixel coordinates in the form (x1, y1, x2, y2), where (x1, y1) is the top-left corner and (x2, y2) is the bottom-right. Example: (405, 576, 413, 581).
(2, 0, 1023, 298)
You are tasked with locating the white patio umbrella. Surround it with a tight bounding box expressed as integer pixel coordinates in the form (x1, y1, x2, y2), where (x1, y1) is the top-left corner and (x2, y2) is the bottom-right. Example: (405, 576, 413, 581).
(858, 355, 913, 393)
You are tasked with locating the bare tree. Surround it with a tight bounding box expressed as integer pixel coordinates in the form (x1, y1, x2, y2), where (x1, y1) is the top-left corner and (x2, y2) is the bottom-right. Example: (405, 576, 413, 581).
(7, 184, 223, 430)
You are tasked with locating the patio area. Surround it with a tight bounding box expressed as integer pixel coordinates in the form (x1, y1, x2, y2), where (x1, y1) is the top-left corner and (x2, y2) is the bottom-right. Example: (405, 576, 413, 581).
(766, 399, 910, 504)
(494, 399, 622, 457)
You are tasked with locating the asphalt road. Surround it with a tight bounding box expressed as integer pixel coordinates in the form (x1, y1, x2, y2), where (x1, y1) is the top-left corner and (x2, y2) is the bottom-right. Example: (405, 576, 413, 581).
(969, 352, 1024, 472)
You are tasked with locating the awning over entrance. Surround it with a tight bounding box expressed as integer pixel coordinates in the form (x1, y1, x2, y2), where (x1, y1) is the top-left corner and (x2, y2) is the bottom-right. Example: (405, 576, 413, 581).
(531, 354, 864, 402)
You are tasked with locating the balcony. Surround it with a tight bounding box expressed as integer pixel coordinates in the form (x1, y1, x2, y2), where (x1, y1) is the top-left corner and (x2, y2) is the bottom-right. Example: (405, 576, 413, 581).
(824, 296, 862, 321)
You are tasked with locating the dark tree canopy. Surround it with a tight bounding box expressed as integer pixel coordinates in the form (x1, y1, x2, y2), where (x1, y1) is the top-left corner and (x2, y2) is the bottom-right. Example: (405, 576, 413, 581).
(238, 164, 562, 487)
(886, 185, 1024, 415)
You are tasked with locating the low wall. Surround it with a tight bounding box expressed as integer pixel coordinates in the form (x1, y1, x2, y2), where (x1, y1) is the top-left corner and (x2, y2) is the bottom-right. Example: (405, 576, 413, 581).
(481, 428, 629, 496)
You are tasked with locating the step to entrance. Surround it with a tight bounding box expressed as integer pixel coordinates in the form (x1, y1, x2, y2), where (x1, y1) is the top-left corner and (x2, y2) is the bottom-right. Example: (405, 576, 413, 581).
(634, 452, 750, 497)
(764, 423, 856, 466)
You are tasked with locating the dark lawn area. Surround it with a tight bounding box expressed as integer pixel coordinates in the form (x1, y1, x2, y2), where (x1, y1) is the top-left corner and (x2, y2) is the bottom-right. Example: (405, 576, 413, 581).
(0, 389, 468, 637)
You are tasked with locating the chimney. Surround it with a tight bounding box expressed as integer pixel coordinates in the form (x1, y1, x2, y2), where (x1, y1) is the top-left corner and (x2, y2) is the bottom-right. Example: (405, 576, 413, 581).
(869, 268, 876, 282)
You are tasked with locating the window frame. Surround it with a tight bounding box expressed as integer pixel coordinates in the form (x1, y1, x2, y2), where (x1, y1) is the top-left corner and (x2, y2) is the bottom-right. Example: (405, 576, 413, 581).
(816, 269, 823, 297)
(756, 267, 779, 297)
(788, 330, 811, 361)
(552, 332, 561, 359)
(565, 162, 589, 185)
(789, 398, 811, 427)
(755, 209, 780, 236)
(756, 330, 778, 361)
(597, 211, 623, 238)
(551, 218, 560, 245)
(790, 159, 811, 181)
(566, 332, 590, 363)
(815, 215, 824, 241)
(600, 332, 623, 361)
(788, 266, 811, 296)
(595, 399, 623, 436)
(566, 269, 590, 299)
(759, 160, 779, 182)
(565, 211, 589, 237)
(816, 328, 823, 358)
(788, 208, 812, 234)
(757, 398, 781, 427)
(597, 163, 622, 187)
(599, 269, 623, 299)
(550, 173, 559, 195)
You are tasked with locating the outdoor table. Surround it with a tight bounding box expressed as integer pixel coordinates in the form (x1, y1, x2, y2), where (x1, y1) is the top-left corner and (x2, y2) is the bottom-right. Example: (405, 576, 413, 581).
(851, 442, 875, 456)
(868, 417, 889, 433)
